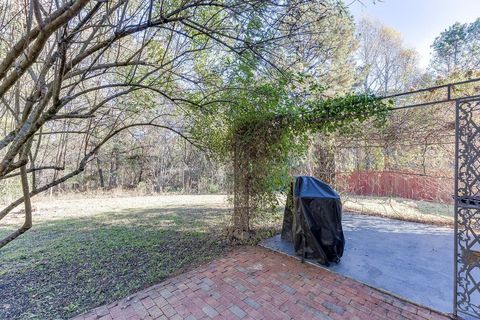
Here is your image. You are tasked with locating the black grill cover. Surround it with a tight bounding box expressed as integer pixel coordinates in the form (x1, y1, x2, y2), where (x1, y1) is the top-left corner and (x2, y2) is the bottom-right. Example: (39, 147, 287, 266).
(281, 176, 345, 265)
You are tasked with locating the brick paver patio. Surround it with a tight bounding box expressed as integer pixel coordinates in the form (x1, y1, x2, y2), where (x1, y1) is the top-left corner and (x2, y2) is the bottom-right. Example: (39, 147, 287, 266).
(72, 246, 451, 320)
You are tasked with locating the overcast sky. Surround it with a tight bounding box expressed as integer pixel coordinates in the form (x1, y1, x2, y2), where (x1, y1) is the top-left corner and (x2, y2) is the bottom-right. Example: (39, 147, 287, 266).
(349, 0, 480, 69)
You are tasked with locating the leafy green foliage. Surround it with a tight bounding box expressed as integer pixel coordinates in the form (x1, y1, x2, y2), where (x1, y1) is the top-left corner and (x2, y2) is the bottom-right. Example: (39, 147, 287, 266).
(431, 18, 480, 76)
(191, 58, 391, 230)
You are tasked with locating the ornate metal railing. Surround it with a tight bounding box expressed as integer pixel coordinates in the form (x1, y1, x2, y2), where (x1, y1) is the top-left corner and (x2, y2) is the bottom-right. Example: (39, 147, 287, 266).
(454, 97, 480, 319)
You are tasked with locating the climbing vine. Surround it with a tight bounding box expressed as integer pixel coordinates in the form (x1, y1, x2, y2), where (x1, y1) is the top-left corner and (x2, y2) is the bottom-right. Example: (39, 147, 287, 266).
(191, 64, 391, 239)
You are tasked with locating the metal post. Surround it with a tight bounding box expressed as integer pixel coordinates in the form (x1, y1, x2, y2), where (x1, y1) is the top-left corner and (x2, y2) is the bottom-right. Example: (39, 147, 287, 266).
(453, 99, 460, 317)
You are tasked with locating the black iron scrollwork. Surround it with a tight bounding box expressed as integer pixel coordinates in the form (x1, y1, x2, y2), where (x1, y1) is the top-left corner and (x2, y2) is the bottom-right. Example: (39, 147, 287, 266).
(455, 98, 480, 318)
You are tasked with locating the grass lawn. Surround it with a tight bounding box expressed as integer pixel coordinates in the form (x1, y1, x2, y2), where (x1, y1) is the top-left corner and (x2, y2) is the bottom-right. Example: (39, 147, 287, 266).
(0, 195, 284, 320)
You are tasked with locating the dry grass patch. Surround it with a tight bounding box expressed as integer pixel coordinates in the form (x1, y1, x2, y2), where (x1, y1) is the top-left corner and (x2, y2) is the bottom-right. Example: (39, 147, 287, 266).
(343, 194, 453, 226)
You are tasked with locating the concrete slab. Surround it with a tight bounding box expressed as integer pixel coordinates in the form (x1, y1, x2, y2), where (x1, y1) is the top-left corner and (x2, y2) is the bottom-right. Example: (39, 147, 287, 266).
(260, 213, 454, 314)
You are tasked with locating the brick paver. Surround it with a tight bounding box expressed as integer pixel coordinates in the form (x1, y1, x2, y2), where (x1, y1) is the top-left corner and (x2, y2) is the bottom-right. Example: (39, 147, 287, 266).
(72, 246, 451, 320)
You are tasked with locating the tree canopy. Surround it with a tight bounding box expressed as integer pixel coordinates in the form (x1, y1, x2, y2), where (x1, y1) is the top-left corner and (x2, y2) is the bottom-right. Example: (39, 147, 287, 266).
(0, 0, 391, 246)
(431, 18, 480, 76)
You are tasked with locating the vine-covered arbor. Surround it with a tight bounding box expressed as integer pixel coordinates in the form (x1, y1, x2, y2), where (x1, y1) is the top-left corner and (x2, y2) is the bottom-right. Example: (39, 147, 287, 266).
(228, 94, 389, 239)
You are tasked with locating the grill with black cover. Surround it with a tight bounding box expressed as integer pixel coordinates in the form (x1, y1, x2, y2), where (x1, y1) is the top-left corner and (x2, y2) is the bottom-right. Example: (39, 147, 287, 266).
(281, 176, 345, 266)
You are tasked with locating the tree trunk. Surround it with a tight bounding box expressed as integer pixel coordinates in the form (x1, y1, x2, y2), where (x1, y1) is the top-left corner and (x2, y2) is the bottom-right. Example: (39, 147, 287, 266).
(383, 143, 392, 171)
(312, 134, 336, 185)
(109, 149, 119, 188)
(231, 139, 251, 240)
(96, 157, 105, 188)
(0, 164, 32, 248)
